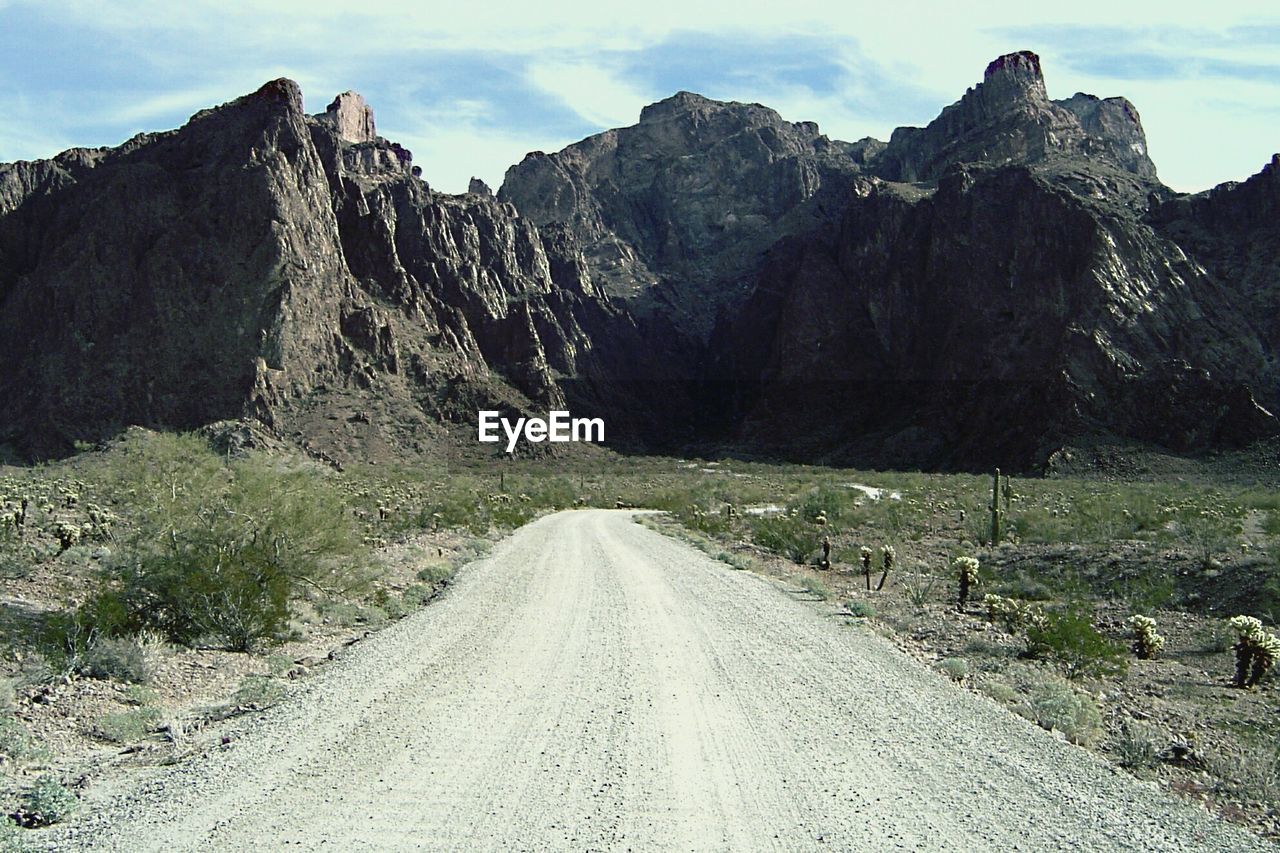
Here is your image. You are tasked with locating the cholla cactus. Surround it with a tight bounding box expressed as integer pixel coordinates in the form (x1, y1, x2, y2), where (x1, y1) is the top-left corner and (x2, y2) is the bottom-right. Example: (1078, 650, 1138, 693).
(1127, 615, 1165, 660)
(954, 556, 980, 611)
(983, 594, 1043, 633)
(53, 520, 80, 553)
(876, 545, 894, 590)
(860, 546, 872, 590)
(814, 511, 828, 527)
(1229, 615, 1280, 688)
(820, 536, 832, 571)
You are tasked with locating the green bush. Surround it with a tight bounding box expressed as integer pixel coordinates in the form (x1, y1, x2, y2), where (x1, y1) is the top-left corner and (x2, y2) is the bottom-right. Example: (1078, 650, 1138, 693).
(939, 658, 968, 681)
(1027, 680, 1103, 746)
(0, 816, 26, 852)
(1025, 605, 1127, 679)
(81, 635, 163, 684)
(416, 561, 455, 585)
(23, 775, 77, 826)
(85, 434, 367, 651)
(752, 516, 814, 564)
(232, 675, 284, 708)
(0, 715, 42, 765)
(792, 485, 849, 525)
(95, 707, 162, 743)
(846, 600, 876, 618)
(798, 576, 831, 600)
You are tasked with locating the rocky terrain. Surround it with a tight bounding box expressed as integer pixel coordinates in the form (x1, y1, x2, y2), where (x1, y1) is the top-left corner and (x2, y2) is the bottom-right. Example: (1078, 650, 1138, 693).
(0, 51, 1276, 469)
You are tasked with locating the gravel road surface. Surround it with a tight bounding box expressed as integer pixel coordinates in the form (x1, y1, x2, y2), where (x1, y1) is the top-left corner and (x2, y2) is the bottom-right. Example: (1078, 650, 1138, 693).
(42, 510, 1269, 851)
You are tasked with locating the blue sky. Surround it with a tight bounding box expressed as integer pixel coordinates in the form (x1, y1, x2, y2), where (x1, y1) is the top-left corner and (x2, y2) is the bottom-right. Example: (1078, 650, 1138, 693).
(1, 1, 1277, 193)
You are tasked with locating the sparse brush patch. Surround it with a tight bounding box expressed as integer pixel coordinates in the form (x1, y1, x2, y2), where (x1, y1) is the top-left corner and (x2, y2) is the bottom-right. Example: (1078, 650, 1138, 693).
(1197, 620, 1235, 653)
(1025, 679, 1103, 746)
(1113, 721, 1164, 770)
(402, 583, 435, 608)
(0, 816, 25, 851)
(122, 684, 158, 706)
(980, 679, 1020, 706)
(95, 707, 162, 743)
(939, 657, 969, 682)
(0, 715, 43, 765)
(1024, 604, 1127, 680)
(80, 633, 167, 684)
(798, 575, 831, 601)
(1208, 744, 1280, 804)
(751, 516, 814, 565)
(232, 675, 284, 709)
(415, 561, 455, 585)
(846, 600, 875, 618)
(15, 775, 77, 827)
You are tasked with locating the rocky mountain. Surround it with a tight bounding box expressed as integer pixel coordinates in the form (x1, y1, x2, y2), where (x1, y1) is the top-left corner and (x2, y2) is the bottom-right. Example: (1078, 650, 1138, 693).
(0, 51, 1275, 470)
(0, 81, 634, 461)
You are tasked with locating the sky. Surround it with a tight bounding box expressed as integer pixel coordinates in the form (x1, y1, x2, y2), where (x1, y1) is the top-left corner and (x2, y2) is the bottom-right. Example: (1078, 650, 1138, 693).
(1, 1, 1277, 194)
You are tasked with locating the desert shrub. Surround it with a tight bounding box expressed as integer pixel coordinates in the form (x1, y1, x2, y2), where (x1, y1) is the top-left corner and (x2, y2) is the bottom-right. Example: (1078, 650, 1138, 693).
(416, 561, 455, 585)
(899, 566, 939, 609)
(22, 775, 77, 826)
(232, 675, 284, 708)
(1197, 620, 1235, 653)
(1114, 721, 1163, 770)
(939, 658, 968, 682)
(980, 679, 1020, 705)
(752, 516, 813, 564)
(1024, 605, 1126, 679)
(402, 584, 435, 608)
(122, 685, 158, 706)
(95, 707, 162, 743)
(846, 600, 875, 618)
(0, 816, 25, 851)
(1208, 744, 1280, 803)
(994, 573, 1054, 602)
(88, 434, 367, 651)
(80, 633, 166, 684)
(1173, 501, 1242, 568)
(798, 575, 831, 601)
(1026, 679, 1103, 746)
(792, 485, 849, 525)
(0, 715, 42, 765)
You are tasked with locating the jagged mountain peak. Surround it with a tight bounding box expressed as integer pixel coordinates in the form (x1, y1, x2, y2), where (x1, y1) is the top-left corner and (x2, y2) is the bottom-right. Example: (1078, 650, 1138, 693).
(875, 50, 1157, 183)
(317, 90, 377, 144)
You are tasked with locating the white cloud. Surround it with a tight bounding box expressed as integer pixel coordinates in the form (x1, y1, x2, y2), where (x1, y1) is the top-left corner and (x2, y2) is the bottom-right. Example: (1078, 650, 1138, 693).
(525, 60, 656, 130)
(3, 0, 1278, 191)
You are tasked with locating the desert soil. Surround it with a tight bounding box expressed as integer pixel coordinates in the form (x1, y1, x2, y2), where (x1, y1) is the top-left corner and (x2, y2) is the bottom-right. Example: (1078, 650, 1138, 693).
(36, 510, 1268, 851)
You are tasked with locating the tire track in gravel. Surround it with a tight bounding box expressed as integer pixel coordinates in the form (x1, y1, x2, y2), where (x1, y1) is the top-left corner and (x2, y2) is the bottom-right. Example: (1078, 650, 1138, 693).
(40, 510, 1270, 851)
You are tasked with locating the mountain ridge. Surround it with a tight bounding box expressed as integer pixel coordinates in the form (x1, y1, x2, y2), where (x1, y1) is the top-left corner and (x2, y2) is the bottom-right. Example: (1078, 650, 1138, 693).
(0, 51, 1276, 470)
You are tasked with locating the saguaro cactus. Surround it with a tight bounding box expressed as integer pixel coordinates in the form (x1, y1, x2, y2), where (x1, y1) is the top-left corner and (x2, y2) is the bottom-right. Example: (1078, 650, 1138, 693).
(990, 468, 1003, 545)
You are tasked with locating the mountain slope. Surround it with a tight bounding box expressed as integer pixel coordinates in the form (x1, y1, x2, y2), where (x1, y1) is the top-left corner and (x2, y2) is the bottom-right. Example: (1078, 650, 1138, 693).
(0, 82, 633, 460)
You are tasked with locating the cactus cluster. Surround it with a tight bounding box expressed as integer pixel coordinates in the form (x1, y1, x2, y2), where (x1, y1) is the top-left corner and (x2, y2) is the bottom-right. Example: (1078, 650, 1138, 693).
(982, 594, 1044, 633)
(1228, 615, 1280, 688)
(1126, 615, 1165, 660)
(954, 556, 980, 610)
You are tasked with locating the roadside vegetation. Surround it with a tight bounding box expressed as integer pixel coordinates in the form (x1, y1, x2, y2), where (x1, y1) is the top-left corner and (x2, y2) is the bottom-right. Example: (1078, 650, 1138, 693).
(1, 437, 1278, 838)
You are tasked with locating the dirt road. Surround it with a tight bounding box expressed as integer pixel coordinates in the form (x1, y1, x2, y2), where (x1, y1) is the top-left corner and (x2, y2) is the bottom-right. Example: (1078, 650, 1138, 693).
(44, 510, 1265, 851)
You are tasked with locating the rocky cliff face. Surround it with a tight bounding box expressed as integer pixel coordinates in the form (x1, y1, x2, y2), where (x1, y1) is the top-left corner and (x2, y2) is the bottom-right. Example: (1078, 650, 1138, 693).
(874, 51, 1156, 185)
(499, 91, 861, 340)
(714, 163, 1273, 468)
(0, 80, 631, 460)
(1, 51, 1275, 469)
